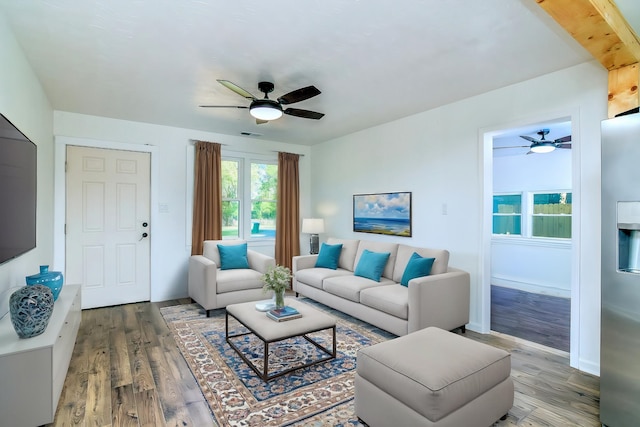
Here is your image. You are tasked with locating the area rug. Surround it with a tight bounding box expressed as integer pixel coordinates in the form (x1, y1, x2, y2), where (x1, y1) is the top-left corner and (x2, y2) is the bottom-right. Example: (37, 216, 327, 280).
(160, 300, 392, 426)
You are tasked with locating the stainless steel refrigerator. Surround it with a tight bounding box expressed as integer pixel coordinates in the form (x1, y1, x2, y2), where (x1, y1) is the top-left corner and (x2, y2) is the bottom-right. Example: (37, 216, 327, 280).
(601, 112, 640, 426)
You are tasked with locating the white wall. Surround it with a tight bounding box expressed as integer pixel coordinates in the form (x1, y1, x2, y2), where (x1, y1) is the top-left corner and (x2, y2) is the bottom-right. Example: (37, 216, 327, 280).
(310, 61, 607, 374)
(492, 148, 572, 297)
(0, 14, 54, 317)
(53, 112, 312, 302)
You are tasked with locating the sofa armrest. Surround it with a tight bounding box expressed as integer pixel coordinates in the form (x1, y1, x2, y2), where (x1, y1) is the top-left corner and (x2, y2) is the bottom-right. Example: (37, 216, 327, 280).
(188, 255, 219, 310)
(292, 255, 319, 273)
(407, 267, 470, 334)
(247, 250, 276, 274)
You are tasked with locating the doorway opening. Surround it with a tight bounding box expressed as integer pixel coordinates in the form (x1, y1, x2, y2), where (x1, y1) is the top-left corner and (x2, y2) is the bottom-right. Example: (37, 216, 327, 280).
(486, 118, 574, 354)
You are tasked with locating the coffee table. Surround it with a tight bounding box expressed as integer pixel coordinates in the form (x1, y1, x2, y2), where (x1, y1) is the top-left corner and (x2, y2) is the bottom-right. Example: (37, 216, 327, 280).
(225, 298, 337, 381)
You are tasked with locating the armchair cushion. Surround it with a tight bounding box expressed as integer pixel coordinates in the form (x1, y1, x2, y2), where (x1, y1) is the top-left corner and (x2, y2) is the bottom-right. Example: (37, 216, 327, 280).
(216, 269, 264, 293)
(218, 243, 250, 270)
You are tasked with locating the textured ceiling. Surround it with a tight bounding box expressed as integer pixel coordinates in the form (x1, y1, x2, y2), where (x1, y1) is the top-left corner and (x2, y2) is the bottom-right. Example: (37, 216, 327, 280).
(0, 1, 605, 145)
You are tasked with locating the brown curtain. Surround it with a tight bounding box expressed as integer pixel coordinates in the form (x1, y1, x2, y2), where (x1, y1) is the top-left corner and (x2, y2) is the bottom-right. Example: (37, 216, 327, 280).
(275, 152, 300, 272)
(191, 141, 222, 255)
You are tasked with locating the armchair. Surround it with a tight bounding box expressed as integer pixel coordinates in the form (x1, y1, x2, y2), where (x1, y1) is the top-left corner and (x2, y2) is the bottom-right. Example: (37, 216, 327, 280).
(189, 239, 275, 316)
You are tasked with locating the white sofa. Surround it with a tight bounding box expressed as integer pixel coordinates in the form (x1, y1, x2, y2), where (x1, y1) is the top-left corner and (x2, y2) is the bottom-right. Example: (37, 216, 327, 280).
(292, 238, 470, 336)
(189, 239, 275, 316)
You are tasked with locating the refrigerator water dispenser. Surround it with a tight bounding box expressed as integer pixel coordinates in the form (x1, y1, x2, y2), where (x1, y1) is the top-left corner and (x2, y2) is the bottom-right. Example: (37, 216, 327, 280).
(618, 201, 640, 273)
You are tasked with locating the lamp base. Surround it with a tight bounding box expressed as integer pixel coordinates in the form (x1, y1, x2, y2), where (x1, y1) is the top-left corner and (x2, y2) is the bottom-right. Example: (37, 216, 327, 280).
(309, 234, 320, 255)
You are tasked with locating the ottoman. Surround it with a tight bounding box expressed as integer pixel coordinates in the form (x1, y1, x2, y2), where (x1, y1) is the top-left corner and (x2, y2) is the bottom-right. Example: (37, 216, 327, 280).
(355, 327, 514, 427)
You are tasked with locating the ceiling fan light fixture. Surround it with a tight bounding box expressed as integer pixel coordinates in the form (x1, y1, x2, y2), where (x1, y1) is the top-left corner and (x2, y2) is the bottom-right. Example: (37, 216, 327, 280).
(530, 141, 556, 154)
(249, 100, 283, 121)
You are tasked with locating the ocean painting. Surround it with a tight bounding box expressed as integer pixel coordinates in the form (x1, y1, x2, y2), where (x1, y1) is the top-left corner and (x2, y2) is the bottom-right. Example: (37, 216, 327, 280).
(353, 192, 412, 237)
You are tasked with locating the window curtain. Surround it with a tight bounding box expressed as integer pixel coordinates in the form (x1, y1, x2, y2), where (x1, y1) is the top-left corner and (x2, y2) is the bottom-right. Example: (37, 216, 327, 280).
(275, 152, 300, 272)
(191, 141, 222, 255)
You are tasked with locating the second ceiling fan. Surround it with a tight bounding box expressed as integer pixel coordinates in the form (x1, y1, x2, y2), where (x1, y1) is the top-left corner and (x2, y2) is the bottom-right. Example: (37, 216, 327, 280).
(495, 129, 572, 154)
(201, 80, 325, 124)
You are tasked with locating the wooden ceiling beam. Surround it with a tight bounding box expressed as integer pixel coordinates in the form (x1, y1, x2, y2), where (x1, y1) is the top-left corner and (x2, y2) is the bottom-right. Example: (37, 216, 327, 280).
(536, 0, 640, 117)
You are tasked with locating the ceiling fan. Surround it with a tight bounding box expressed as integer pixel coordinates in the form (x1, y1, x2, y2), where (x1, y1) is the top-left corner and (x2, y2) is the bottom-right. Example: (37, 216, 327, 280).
(200, 80, 324, 124)
(494, 129, 572, 154)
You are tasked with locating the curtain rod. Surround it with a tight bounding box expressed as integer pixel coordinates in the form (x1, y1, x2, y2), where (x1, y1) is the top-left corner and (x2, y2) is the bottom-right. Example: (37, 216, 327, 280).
(189, 139, 304, 157)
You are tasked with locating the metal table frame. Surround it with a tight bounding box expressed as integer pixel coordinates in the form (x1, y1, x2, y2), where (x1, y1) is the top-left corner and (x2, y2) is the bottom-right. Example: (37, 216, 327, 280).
(225, 310, 337, 381)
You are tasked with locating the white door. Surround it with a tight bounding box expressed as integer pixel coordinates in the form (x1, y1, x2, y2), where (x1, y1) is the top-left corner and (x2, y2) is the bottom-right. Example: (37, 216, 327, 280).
(66, 146, 151, 309)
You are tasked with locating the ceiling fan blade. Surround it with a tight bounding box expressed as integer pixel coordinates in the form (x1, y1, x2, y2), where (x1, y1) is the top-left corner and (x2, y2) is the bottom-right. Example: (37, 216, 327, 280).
(217, 79, 257, 100)
(199, 105, 249, 109)
(493, 145, 530, 150)
(556, 143, 572, 149)
(284, 108, 325, 120)
(520, 135, 538, 143)
(277, 86, 321, 105)
(554, 135, 571, 143)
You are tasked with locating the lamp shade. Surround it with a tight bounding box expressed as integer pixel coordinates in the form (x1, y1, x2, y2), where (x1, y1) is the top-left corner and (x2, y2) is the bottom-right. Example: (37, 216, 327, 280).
(530, 142, 556, 153)
(250, 99, 283, 121)
(302, 218, 325, 234)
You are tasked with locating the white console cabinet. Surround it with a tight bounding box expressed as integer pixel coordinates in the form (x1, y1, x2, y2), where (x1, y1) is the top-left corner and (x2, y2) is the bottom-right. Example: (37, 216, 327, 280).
(0, 284, 81, 427)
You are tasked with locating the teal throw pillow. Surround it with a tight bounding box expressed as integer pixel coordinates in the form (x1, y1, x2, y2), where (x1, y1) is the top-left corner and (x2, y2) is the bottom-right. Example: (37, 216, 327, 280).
(354, 249, 390, 282)
(315, 243, 343, 269)
(217, 243, 250, 270)
(400, 252, 435, 286)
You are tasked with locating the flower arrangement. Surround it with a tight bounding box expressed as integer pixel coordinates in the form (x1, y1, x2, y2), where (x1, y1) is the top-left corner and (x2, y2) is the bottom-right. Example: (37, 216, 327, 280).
(262, 265, 292, 308)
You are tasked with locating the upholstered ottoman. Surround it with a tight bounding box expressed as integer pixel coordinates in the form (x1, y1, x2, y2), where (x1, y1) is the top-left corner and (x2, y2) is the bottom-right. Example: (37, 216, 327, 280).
(355, 327, 514, 427)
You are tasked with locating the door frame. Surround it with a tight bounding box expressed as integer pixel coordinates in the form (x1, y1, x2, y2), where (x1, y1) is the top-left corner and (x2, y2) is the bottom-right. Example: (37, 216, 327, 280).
(479, 109, 581, 369)
(53, 136, 160, 301)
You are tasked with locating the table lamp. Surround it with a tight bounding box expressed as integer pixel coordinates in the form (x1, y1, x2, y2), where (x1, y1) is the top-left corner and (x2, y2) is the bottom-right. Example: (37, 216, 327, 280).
(302, 218, 325, 254)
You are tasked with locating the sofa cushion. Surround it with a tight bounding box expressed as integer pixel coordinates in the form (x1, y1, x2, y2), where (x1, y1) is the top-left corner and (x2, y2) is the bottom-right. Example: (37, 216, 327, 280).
(295, 268, 352, 290)
(327, 238, 360, 271)
(393, 245, 449, 282)
(355, 241, 399, 280)
(323, 274, 394, 302)
(216, 268, 264, 293)
(315, 243, 343, 269)
(360, 284, 408, 319)
(217, 243, 250, 270)
(354, 249, 391, 282)
(400, 252, 435, 286)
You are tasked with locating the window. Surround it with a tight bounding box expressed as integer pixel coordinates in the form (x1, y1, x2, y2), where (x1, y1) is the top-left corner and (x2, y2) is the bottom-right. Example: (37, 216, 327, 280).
(221, 159, 240, 238)
(250, 162, 277, 238)
(532, 192, 572, 238)
(221, 156, 277, 240)
(493, 194, 522, 235)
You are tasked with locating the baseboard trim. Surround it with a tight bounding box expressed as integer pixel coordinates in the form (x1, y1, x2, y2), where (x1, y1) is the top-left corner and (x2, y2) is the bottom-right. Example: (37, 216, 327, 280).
(492, 276, 570, 298)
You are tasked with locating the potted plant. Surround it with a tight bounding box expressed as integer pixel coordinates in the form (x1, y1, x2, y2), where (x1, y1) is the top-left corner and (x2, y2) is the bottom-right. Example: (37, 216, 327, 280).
(262, 265, 292, 309)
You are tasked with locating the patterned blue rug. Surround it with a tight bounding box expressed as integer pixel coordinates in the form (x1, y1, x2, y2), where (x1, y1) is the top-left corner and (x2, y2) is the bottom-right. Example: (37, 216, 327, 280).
(160, 298, 394, 426)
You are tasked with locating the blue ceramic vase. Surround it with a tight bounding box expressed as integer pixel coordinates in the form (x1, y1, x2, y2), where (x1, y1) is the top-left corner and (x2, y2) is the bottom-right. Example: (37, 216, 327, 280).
(26, 265, 64, 301)
(9, 285, 54, 338)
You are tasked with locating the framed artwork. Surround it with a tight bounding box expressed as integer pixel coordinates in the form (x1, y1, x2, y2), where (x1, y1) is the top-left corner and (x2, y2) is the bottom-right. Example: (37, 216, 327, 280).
(353, 192, 412, 237)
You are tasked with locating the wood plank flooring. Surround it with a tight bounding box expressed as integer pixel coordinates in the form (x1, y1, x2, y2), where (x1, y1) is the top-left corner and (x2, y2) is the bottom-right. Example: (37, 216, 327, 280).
(46, 299, 599, 427)
(491, 285, 571, 352)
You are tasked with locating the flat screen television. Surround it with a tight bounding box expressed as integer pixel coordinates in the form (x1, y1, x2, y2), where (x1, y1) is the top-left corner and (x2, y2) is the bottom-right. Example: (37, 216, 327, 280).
(0, 113, 37, 264)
